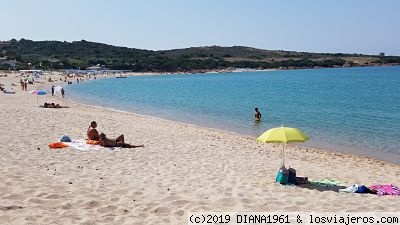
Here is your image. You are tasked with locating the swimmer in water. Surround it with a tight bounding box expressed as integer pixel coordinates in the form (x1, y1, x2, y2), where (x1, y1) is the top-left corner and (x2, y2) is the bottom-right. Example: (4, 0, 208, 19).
(254, 107, 262, 121)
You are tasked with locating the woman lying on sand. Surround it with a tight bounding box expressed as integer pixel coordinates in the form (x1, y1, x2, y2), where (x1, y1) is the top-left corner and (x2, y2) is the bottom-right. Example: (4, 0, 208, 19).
(42, 102, 69, 108)
(99, 133, 144, 148)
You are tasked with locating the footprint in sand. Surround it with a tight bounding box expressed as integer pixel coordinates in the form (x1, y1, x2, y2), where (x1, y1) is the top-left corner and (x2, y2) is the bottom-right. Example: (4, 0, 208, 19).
(154, 206, 172, 214)
(3, 194, 26, 201)
(134, 191, 143, 195)
(45, 193, 62, 199)
(80, 220, 97, 225)
(240, 198, 256, 204)
(225, 187, 233, 192)
(97, 205, 118, 213)
(283, 206, 301, 211)
(161, 194, 179, 202)
(175, 209, 185, 216)
(61, 203, 72, 210)
(35, 192, 49, 198)
(170, 200, 189, 207)
(28, 197, 45, 204)
(83, 200, 101, 209)
(190, 205, 212, 212)
(215, 197, 237, 207)
(98, 216, 115, 224)
(110, 197, 119, 202)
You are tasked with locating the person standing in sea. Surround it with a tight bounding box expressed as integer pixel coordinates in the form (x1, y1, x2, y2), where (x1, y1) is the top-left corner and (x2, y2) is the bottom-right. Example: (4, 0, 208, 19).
(61, 87, 65, 98)
(254, 107, 262, 121)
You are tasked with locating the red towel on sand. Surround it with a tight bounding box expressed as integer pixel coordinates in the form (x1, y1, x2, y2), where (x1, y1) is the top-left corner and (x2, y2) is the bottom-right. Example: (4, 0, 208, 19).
(48, 142, 69, 149)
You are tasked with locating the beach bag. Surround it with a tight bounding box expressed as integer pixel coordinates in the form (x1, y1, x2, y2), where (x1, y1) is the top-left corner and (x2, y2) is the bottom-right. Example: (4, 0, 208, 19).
(355, 185, 370, 193)
(295, 176, 308, 185)
(276, 165, 289, 184)
(288, 167, 297, 185)
(60, 135, 71, 142)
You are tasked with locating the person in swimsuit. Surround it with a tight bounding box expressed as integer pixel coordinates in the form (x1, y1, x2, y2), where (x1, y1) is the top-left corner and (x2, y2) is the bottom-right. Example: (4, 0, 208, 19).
(98, 133, 144, 148)
(87, 121, 101, 141)
(254, 107, 262, 121)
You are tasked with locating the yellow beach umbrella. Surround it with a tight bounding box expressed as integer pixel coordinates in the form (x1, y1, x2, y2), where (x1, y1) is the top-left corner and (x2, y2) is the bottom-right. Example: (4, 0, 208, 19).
(257, 126, 309, 165)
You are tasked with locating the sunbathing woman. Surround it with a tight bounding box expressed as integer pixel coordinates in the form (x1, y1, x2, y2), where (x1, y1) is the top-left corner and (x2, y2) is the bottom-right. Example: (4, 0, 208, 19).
(99, 133, 144, 148)
(87, 121, 100, 141)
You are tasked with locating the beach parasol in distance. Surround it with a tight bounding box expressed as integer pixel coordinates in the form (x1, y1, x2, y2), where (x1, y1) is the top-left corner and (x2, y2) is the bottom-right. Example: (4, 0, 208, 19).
(257, 126, 309, 166)
(30, 89, 47, 104)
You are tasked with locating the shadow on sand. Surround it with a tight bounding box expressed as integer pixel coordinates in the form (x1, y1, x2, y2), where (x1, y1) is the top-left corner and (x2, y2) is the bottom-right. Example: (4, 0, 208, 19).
(296, 183, 347, 192)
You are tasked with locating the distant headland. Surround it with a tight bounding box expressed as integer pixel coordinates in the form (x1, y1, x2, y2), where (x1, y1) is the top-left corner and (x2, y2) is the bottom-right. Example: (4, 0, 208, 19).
(1, 38, 399, 72)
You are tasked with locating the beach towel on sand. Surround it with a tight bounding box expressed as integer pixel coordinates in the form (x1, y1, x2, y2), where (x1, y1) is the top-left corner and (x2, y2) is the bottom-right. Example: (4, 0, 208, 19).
(64, 139, 109, 151)
(309, 178, 346, 187)
(49, 142, 69, 149)
(86, 140, 100, 145)
(369, 184, 400, 196)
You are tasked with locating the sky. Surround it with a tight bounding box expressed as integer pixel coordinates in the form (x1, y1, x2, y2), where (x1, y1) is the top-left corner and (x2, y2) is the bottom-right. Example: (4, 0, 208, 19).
(1, 0, 400, 55)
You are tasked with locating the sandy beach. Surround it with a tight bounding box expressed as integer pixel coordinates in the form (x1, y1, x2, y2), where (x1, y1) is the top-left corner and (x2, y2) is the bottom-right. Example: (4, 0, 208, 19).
(1, 71, 400, 225)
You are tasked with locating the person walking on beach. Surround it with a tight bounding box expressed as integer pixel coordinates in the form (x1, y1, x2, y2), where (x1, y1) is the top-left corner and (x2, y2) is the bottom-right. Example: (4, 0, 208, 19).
(254, 107, 262, 121)
(61, 87, 65, 98)
(51, 85, 55, 96)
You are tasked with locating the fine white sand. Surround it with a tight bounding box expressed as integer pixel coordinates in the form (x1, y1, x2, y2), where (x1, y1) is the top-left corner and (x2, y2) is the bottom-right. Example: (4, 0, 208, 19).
(0, 72, 399, 225)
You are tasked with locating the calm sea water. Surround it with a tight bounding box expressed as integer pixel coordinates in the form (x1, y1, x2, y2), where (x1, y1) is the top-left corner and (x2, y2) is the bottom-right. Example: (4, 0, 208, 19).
(66, 66, 400, 164)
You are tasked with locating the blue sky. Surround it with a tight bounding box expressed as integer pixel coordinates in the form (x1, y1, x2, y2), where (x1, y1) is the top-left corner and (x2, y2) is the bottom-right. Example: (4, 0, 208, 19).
(1, 0, 399, 55)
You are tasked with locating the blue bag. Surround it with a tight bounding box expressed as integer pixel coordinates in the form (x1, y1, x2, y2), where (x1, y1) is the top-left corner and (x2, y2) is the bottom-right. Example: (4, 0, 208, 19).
(355, 185, 369, 193)
(276, 166, 289, 184)
(60, 135, 71, 142)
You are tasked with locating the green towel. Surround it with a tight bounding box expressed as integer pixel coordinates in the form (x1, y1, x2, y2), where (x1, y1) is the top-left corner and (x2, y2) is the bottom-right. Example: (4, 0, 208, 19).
(309, 178, 346, 187)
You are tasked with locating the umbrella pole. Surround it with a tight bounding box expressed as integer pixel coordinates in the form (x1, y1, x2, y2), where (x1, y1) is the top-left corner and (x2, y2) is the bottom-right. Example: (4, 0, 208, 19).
(282, 144, 285, 166)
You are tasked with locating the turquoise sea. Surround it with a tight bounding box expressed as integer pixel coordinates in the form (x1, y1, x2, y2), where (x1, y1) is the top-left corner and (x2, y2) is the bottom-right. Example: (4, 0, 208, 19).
(66, 66, 400, 164)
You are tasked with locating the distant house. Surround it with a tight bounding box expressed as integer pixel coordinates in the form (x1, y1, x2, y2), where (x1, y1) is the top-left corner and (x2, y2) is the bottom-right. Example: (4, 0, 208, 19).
(379, 52, 385, 57)
(86, 64, 106, 70)
(0, 41, 11, 47)
(0, 59, 17, 69)
(86, 65, 102, 70)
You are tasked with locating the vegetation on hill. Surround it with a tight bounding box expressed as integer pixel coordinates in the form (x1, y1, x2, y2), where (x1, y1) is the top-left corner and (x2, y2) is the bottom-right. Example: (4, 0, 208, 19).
(0, 39, 399, 71)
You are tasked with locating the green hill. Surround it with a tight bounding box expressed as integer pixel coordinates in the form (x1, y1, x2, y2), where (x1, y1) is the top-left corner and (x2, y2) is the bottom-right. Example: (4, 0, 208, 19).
(1, 39, 399, 71)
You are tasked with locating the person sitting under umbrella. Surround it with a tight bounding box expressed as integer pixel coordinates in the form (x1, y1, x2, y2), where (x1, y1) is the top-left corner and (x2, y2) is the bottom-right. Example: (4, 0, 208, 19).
(99, 133, 144, 148)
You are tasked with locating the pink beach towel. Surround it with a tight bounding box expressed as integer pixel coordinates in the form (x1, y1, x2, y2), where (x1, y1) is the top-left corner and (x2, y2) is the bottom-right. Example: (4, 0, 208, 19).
(369, 184, 400, 196)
